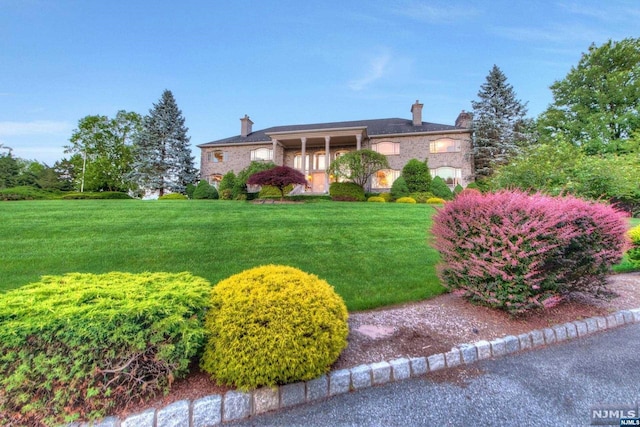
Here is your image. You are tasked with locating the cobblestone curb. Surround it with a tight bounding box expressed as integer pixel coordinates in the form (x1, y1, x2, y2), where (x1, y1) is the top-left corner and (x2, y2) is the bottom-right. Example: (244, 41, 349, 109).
(69, 308, 640, 427)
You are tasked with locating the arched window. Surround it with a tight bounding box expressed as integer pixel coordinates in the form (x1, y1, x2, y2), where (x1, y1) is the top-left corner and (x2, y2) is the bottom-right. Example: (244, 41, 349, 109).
(372, 141, 400, 155)
(372, 169, 400, 189)
(208, 150, 227, 163)
(251, 147, 273, 161)
(430, 167, 462, 187)
(209, 174, 223, 188)
(430, 138, 461, 153)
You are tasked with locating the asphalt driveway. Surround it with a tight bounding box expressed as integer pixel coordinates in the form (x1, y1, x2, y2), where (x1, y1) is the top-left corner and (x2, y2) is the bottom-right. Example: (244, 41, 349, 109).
(227, 323, 640, 427)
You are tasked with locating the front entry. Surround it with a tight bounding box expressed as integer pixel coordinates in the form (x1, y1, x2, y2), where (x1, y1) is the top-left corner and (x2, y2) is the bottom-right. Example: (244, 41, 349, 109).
(311, 172, 326, 193)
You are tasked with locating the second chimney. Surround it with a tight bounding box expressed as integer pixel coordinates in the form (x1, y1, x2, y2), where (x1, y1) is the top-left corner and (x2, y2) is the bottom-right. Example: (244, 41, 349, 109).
(240, 114, 253, 137)
(411, 100, 423, 126)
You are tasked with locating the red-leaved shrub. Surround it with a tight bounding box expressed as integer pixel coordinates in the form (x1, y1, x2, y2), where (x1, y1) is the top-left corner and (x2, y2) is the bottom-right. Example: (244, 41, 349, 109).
(432, 190, 629, 314)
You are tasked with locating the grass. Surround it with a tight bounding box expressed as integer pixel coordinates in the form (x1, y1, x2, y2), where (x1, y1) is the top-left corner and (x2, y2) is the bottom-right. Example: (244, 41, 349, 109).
(0, 200, 444, 311)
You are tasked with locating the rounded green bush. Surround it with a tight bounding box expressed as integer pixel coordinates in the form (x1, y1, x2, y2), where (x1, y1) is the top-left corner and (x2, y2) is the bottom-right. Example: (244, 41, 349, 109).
(0, 272, 211, 425)
(201, 265, 348, 390)
(409, 192, 435, 203)
(158, 193, 188, 200)
(368, 196, 386, 203)
(395, 196, 416, 204)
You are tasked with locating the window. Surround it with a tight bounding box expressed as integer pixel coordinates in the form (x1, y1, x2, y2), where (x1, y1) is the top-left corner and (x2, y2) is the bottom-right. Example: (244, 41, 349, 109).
(430, 138, 461, 153)
(294, 153, 310, 171)
(209, 174, 223, 188)
(208, 150, 227, 163)
(314, 152, 326, 170)
(251, 147, 273, 161)
(372, 141, 400, 155)
(430, 167, 462, 187)
(372, 169, 400, 189)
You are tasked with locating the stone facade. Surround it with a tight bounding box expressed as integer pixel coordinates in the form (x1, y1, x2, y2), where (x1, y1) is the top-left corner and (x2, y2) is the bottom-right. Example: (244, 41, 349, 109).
(198, 101, 474, 192)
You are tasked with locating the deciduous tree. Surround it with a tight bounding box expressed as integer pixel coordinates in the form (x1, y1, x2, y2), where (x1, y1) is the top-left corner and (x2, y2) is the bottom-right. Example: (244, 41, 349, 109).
(538, 37, 640, 154)
(327, 149, 389, 190)
(247, 166, 306, 201)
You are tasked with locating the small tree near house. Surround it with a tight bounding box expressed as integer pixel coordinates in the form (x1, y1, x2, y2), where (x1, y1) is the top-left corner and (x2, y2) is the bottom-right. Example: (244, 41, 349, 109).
(247, 166, 307, 201)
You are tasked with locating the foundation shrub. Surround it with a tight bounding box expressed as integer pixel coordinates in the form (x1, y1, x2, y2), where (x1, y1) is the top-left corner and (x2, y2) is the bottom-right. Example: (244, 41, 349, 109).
(396, 196, 417, 204)
(200, 265, 348, 390)
(430, 176, 453, 200)
(409, 192, 435, 203)
(258, 184, 294, 199)
(390, 176, 410, 199)
(628, 225, 640, 266)
(158, 193, 188, 200)
(368, 196, 386, 202)
(426, 197, 446, 204)
(329, 182, 365, 201)
(432, 190, 628, 314)
(0, 272, 211, 426)
(193, 180, 219, 200)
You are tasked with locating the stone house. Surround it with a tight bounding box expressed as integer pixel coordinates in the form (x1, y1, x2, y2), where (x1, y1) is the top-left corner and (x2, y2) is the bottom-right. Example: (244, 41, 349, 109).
(197, 100, 473, 193)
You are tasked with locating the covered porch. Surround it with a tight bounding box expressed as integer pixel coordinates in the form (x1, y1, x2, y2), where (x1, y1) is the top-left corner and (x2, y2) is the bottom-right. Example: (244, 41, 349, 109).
(266, 127, 368, 193)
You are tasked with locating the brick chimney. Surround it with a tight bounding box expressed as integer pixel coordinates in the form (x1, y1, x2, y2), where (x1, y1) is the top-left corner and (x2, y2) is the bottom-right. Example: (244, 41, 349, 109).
(455, 110, 473, 128)
(240, 114, 253, 137)
(411, 100, 423, 126)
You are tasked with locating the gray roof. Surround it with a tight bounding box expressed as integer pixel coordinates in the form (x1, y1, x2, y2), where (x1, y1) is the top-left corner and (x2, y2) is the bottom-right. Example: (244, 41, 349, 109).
(198, 117, 465, 147)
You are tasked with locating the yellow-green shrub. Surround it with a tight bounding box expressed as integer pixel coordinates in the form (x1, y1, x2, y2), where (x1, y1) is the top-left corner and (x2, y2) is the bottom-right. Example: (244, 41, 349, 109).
(379, 192, 392, 202)
(395, 196, 417, 204)
(0, 272, 211, 426)
(158, 193, 188, 200)
(628, 225, 640, 266)
(200, 265, 348, 390)
(368, 196, 386, 203)
(426, 197, 446, 204)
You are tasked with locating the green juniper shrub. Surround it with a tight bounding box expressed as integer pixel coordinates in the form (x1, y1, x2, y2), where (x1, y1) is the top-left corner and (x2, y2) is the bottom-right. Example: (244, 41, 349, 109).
(0, 272, 211, 426)
(401, 158, 432, 193)
(465, 182, 481, 191)
(329, 182, 365, 201)
(200, 265, 348, 390)
(368, 196, 386, 202)
(158, 193, 188, 200)
(430, 176, 453, 200)
(185, 183, 196, 199)
(390, 176, 410, 200)
(395, 196, 417, 204)
(453, 184, 464, 195)
(218, 172, 237, 199)
(193, 180, 219, 200)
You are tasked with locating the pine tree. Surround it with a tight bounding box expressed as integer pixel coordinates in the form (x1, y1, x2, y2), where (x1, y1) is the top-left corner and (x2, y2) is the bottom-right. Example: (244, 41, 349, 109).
(471, 65, 534, 179)
(130, 90, 198, 196)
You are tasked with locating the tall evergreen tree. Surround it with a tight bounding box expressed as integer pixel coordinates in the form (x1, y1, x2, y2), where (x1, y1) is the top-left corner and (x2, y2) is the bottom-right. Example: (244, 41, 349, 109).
(471, 65, 534, 179)
(130, 90, 198, 196)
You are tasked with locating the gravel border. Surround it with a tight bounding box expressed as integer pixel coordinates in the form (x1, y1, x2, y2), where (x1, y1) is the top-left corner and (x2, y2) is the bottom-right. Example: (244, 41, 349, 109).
(66, 307, 640, 427)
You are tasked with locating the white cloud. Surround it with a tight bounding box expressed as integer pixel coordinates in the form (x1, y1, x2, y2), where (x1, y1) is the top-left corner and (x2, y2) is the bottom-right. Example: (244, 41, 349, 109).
(0, 120, 72, 136)
(348, 52, 392, 91)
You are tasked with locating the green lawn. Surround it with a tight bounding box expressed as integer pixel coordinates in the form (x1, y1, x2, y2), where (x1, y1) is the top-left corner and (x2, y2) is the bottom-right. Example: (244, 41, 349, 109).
(0, 200, 444, 311)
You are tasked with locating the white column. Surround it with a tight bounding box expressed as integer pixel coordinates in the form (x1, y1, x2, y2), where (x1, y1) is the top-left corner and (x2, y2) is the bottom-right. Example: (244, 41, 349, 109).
(301, 137, 307, 193)
(356, 133, 362, 151)
(324, 135, 331, 193)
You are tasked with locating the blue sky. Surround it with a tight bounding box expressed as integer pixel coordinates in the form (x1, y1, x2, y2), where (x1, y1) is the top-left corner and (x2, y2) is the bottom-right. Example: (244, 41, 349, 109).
(1, 0, 638, 166)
